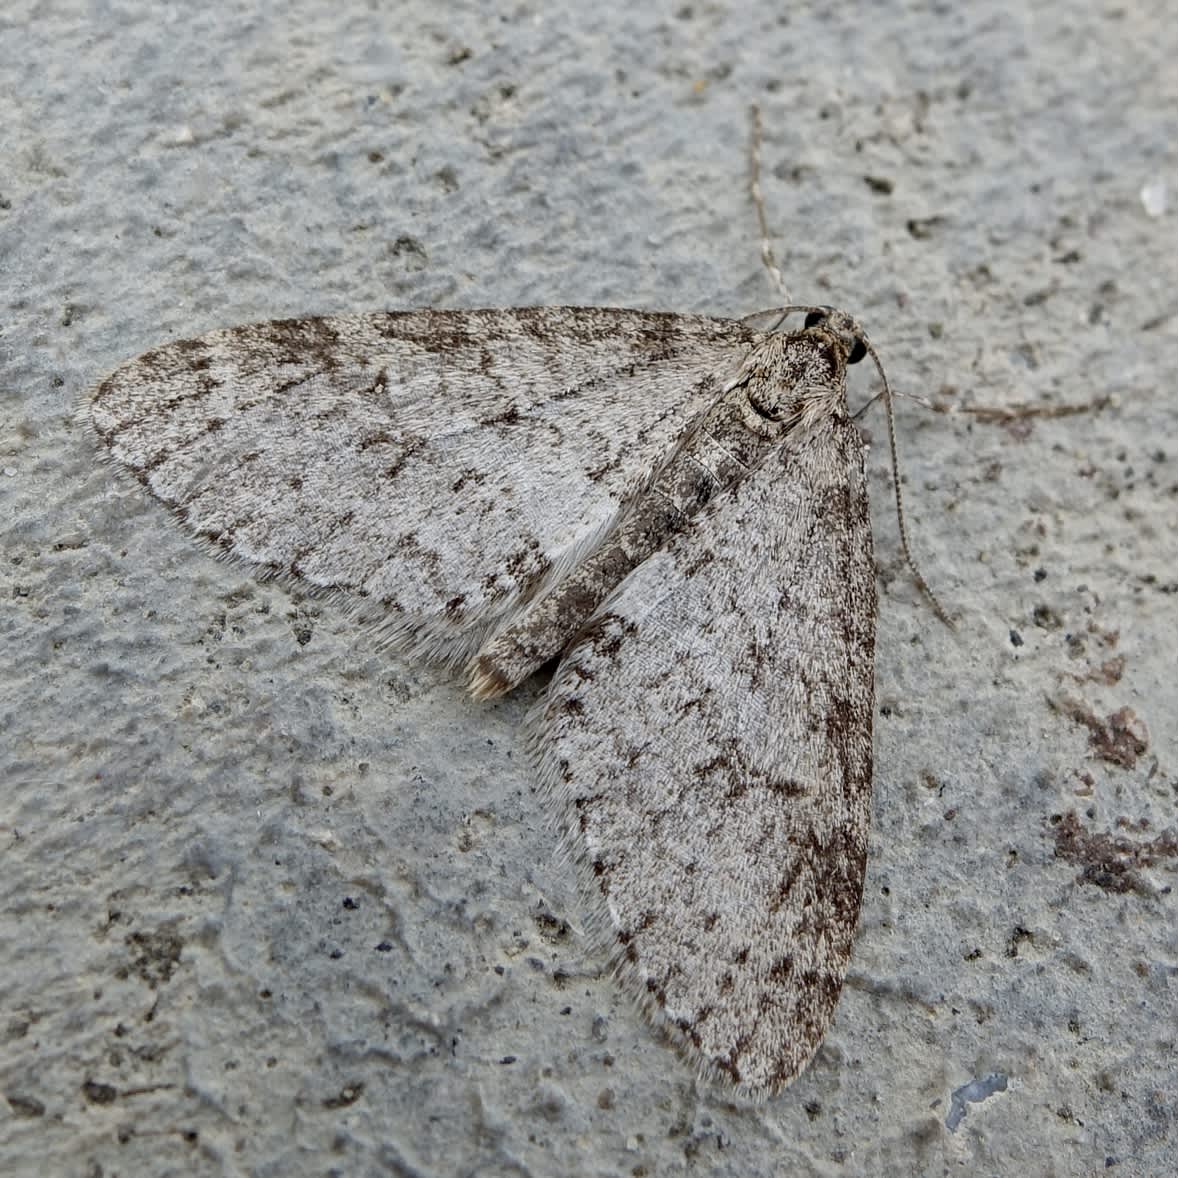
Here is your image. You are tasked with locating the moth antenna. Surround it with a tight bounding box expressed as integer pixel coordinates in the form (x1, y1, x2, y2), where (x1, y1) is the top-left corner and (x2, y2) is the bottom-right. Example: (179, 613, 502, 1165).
(860, 337, 955, 629)
(749, 104, 792, 304)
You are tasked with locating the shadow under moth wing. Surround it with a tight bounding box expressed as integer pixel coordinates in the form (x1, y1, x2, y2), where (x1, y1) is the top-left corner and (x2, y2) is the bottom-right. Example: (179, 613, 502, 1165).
(88, 303, 875, 1098)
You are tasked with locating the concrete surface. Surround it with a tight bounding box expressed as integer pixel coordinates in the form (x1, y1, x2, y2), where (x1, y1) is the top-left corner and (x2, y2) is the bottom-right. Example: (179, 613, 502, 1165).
(2, 1, 1175, 1174)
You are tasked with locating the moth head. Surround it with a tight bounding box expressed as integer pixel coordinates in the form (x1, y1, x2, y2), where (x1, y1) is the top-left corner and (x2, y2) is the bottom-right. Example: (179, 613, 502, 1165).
(803, 307, 868, 365)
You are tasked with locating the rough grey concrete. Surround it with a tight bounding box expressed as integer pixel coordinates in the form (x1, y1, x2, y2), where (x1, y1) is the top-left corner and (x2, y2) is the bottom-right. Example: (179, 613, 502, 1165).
(2, 1, 1175, 1174)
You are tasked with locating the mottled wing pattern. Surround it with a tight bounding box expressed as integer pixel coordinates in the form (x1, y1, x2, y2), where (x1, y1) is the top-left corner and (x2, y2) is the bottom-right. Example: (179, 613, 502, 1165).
(89, 308, 755, 662)
(540, 415, 876, 1098)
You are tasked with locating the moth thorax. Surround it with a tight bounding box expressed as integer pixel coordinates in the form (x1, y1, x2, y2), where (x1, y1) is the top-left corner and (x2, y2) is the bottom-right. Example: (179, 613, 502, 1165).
(746, 382, 802, 422)
(745, 340, 842, 422)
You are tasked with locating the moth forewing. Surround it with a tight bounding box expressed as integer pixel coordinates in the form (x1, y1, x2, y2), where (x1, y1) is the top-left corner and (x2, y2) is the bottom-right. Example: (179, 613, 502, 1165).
(88, 309, 756, 663)
(538, 324, 875, 1097)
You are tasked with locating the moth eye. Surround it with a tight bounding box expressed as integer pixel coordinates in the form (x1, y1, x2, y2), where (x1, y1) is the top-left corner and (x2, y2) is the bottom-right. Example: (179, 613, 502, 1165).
(848, 338, 867, 365)
(804, 311, 827, 329)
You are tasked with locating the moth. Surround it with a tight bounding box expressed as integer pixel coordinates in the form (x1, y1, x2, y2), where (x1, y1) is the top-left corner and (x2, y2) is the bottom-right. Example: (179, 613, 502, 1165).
(88, 301, 894, 1097)
(86, 100, 932, 1102)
